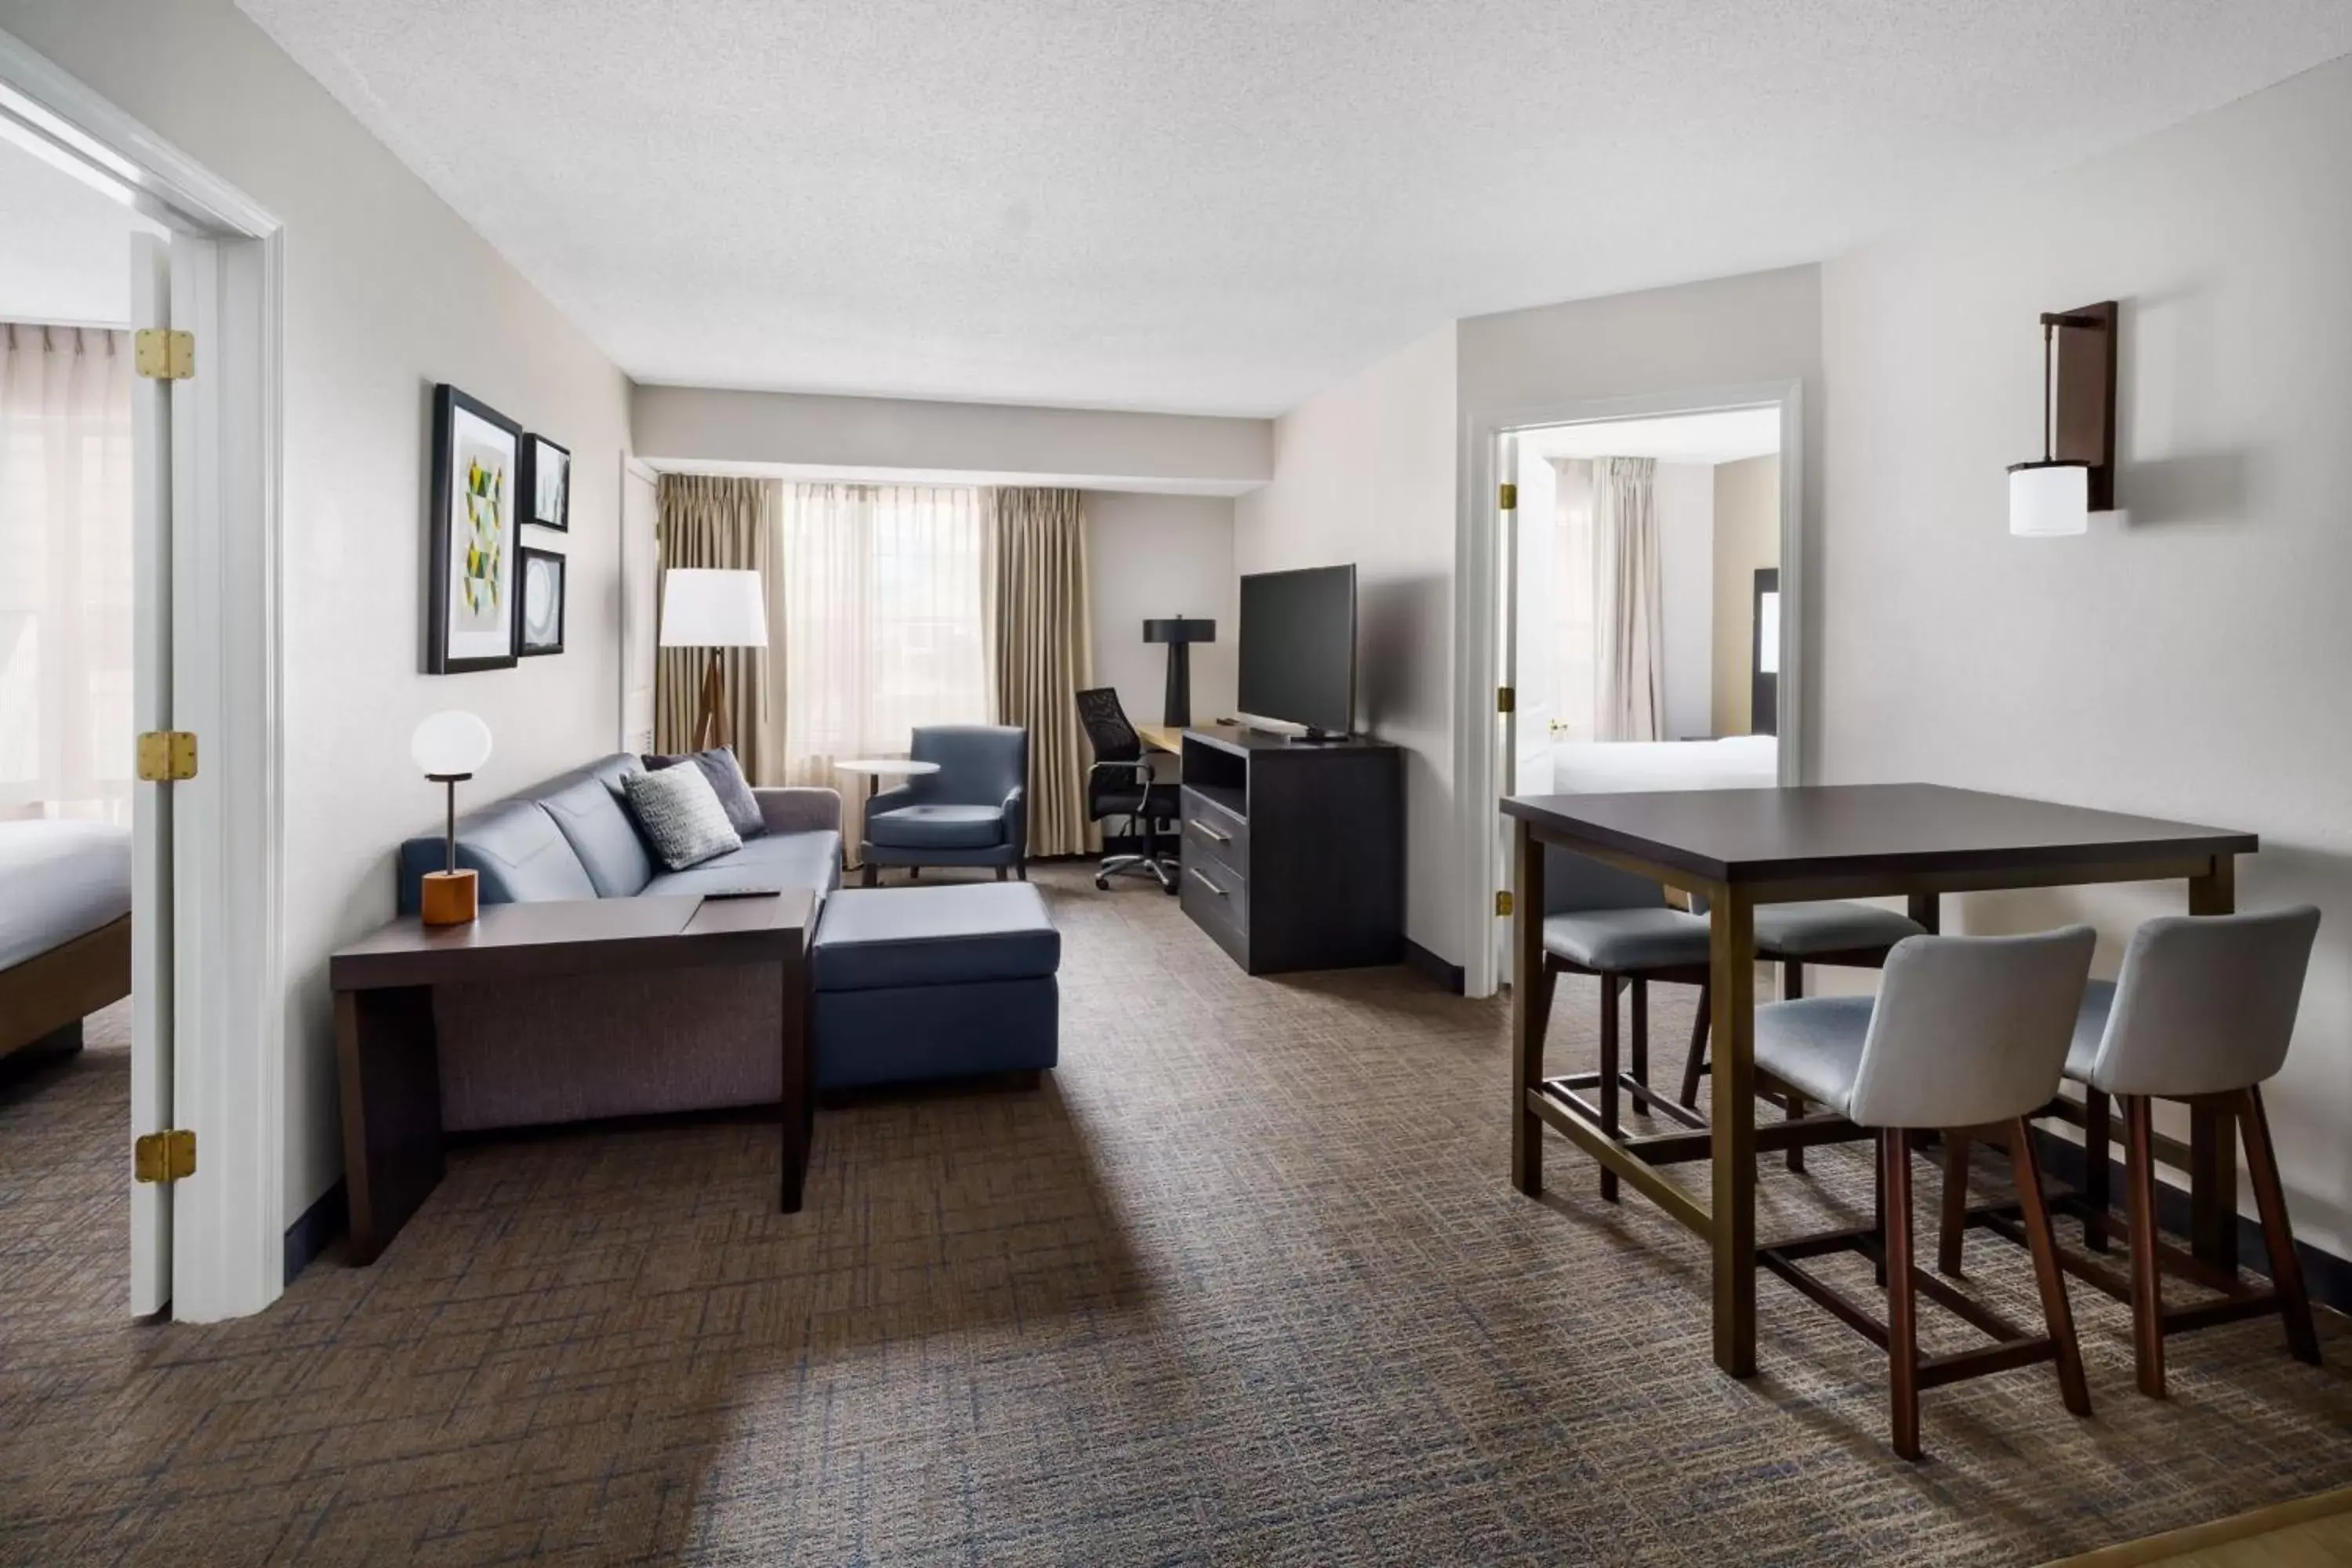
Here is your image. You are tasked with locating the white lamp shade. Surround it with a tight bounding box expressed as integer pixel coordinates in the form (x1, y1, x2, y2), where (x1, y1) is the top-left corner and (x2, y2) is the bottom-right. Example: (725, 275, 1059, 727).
(412, 710, 493, 778)
(660, 568, 768, 648)
(2009, 463, 2089, 537)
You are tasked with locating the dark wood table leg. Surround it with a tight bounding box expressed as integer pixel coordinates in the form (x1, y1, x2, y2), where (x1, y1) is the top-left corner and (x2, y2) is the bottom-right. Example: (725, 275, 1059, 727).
(1907, 892, 1940, 935)
(335, 985, 443, 1265)
(2187, 855, 2238, 1270)
(1512, 821, 1548, 1196)
(779, 942, 813, 1213)
(1709, 885, 1758, 1377)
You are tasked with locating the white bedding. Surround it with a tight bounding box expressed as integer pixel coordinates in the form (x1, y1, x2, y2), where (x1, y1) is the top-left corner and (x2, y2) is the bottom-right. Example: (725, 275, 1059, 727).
(0, 819, 132, 971)
(1541, 735, 1780, 794)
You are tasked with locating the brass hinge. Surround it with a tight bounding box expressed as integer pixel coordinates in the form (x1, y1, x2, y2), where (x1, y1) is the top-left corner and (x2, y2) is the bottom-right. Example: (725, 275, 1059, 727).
(135, 328, 194, 381)
(1495, 889, 1514, 918)
(136, 731, 198, 782)
(1496, 686, 1515, 714)
(134, 1128, 197, 1184)
(1497, 481, 1518, 510)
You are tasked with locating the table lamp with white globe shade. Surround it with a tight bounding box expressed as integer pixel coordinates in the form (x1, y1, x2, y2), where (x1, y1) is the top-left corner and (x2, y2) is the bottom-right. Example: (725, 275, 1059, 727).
(412, 710, 493, 926)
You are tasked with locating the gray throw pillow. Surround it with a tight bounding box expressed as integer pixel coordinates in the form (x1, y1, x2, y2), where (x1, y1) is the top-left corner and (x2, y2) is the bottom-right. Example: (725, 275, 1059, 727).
(622, 762, 742, 870)
(643, 746, 766, 840)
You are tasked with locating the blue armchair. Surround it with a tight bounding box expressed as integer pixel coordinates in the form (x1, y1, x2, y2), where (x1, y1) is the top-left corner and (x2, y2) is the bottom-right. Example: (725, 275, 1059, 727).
(861, 725, 1029, 885)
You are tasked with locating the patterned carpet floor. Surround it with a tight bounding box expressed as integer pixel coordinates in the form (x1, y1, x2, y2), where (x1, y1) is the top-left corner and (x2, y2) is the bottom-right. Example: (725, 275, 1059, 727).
(2, 863, 2348, 1565)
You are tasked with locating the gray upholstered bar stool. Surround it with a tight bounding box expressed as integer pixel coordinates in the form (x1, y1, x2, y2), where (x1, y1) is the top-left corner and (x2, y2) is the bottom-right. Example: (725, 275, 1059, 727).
(1675, 899, 1926, 1171)
(1530, 848, 1713, 1202)
(1941, 906, 2322, 1399)
(1753, 926, 2096, 1461)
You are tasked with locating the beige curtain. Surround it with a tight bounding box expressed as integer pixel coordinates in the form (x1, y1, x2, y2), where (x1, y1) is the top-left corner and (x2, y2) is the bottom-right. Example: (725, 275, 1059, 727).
(1592, 456, 1664, 742)
(655, 474, 778, 778)
(989, 488, 1092, 857)
(0, 325, 134, 822)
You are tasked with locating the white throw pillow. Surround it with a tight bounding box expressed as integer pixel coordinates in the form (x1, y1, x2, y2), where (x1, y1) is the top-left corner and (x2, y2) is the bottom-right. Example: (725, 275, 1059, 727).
(622, 761, 742, 870)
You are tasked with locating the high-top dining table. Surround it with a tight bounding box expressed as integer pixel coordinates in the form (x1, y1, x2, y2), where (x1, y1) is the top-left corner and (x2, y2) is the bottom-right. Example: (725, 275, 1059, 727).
(1502, 782, 2258, 1378)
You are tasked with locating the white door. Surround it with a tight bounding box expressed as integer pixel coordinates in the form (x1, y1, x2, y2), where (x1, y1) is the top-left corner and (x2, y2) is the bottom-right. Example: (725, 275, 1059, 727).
(126, 232, 174, 1316)
(620, 459, 659, 753)
(1493, 433, 1519, 986)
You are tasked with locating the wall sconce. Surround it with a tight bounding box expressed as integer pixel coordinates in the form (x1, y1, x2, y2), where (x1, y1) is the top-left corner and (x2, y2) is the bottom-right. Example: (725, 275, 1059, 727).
(2008, 301, 2117, 536)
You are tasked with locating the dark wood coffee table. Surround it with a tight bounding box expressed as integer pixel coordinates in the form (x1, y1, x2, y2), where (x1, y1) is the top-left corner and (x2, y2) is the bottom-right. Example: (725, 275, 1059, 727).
(330, 891, 815, 1265)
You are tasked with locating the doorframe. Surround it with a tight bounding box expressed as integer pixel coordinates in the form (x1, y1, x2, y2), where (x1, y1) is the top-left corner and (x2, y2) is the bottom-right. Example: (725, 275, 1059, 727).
(1454, 379, 1806, 1000)
(1, 27, 289, 1319)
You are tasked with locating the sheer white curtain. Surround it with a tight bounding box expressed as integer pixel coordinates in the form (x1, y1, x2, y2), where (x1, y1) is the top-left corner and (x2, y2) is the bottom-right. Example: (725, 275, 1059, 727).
(775, 483, 992, 790)
(0, 324, 134, 822)
(1592, 456, 1664, 742)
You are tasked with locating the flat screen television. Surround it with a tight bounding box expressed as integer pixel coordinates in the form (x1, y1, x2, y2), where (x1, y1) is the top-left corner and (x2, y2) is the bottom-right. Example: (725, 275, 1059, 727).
(1238, 564, 1356, 736)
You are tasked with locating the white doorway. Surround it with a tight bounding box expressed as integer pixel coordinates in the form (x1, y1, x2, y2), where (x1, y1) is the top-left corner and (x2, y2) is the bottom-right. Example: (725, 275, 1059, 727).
(1, 31, 286, 1321)
(1461, 383, 1804, 997)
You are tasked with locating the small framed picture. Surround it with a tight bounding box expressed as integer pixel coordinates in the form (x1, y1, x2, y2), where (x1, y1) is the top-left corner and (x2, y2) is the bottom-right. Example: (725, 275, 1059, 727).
(427, 384, 521, 673)
(521, 433, 571, 532)
(517, 546, 566, 656)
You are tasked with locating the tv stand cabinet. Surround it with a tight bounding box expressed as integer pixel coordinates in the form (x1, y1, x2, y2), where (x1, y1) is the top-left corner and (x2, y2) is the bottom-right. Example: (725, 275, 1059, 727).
(1175, 725, 1403, 975)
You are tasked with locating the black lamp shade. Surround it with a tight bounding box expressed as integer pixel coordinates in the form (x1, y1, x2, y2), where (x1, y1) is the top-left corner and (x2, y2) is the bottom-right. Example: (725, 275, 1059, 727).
(1143, 617, 1216, 645)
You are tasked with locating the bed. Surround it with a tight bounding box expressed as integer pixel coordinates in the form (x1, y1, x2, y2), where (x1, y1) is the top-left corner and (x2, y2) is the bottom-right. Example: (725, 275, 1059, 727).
(0, 819, 132, 1070)
(1538, 734, 1780, 795)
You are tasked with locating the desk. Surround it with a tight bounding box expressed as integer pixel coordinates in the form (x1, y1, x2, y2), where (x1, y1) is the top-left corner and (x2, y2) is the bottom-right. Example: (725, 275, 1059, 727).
(1137, 724, 1183, 754)
(1502, 782, 2256, 1379)
(331, 891, 813, 1263)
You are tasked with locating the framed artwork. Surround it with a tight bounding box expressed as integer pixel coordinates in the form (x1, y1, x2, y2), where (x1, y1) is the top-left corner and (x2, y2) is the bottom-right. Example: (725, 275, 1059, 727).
(521, 433, 571, 532)
(427, 385, 521, 673)
(517, 546, 566, 656)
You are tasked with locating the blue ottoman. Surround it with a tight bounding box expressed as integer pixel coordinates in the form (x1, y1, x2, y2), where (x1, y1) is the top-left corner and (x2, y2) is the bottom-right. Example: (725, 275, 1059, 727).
(811, 882, 1061, 1089)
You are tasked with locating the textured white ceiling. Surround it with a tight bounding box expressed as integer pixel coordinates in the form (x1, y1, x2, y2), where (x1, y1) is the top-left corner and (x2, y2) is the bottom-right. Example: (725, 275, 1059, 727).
(237, 0, 2352, 416)
(1522, 408, 1780, 466)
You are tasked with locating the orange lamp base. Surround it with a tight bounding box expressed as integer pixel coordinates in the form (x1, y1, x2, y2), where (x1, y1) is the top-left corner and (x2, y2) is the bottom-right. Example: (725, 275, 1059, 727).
(419, 868, 478, 927)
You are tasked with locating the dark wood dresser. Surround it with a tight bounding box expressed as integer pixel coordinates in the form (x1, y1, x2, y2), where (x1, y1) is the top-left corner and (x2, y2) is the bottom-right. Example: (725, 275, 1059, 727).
(1175, 725, 1403, 975)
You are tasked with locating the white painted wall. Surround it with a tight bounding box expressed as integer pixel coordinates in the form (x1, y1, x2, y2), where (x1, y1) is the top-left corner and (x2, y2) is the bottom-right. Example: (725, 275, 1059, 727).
(0, 139, 158, 325)
(1085, 492, 1237, 732)
(0, 0, 634, 1230)
(634, 385, 1271, 493)
(1236, 323, 1459, 960)
(1653, 460, 1715, 741)
(1821, 52, 2352, 1258)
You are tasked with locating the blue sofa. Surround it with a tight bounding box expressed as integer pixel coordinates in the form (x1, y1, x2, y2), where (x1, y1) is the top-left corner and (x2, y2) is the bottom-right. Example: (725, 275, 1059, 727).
(397, 753, 841, 915)
(862, 724, 1029, 885)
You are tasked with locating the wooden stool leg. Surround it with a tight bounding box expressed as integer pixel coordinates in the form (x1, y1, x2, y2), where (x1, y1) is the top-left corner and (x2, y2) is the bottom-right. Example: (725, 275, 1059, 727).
(1937, 1134, 1970, 1276)
(1781, 962, 1807, 1172)
(1629, 978, 1650, 1116)
(1872, 1133, 1889, 1287)
(2082, 1089, 2112, 1253)
(1882, 1128, 1922, 1461)
(1598, 975, 1621, 1204)
(2240, 1087, 2321, 1367)
(1678, 983, 1711, 1109)
(2125, 1094, 2168, 1399)
(2009, 1117, 2091, 1417)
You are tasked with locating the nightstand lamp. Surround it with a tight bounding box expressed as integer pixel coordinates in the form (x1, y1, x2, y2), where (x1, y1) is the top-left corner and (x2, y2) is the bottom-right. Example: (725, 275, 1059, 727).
(661, 568, 769, 750)
(412, 710, 493, 927)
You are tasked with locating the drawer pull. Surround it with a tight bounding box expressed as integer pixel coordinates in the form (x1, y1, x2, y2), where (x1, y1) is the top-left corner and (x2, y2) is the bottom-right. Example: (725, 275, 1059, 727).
(1190, 820, 1232, 844)
(1186, 867, 1228, 897)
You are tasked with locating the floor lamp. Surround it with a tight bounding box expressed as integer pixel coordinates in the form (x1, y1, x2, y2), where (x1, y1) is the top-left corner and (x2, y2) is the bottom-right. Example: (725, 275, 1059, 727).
(659, 568, 768, 751)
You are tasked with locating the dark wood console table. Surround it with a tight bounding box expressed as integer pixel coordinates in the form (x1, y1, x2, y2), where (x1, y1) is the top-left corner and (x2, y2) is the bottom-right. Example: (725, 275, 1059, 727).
(329, 891, 813, 1264)
(1176, 724, 1403, 975)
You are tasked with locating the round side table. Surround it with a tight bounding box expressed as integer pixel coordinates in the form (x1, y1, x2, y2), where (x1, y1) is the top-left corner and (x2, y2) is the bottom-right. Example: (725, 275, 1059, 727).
(837, 758, 941, 873)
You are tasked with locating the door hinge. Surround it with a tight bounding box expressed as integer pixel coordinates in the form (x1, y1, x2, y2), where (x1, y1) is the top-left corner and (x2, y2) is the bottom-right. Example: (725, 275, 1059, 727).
(136, 730, 198, 782)
(134, 1128, 197, 1184)
(135, 328, 194, 381)
(1495, 889, 1514, 918)
(1497, 481, 1518, 510)
(1496, 686, 1515, 714)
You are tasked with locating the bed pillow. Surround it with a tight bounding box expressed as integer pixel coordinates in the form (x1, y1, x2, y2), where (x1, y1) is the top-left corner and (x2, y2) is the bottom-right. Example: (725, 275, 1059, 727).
(642, 746, 767, 840)
(621, 762, 742, 870)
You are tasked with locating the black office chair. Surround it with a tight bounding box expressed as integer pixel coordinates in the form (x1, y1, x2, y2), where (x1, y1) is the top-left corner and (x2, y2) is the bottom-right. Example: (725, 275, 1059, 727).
(1076, 688, 1179, 893)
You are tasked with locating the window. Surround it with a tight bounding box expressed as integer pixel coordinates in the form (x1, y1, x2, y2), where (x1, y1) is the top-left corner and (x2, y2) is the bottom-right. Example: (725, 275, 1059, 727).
(775, 483, 991, 783)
